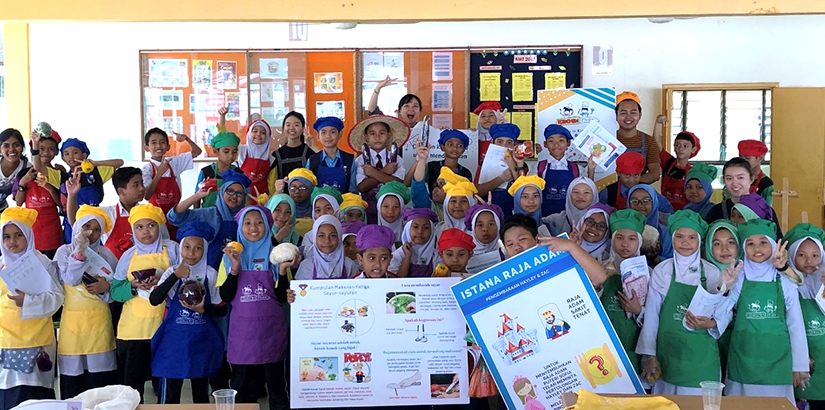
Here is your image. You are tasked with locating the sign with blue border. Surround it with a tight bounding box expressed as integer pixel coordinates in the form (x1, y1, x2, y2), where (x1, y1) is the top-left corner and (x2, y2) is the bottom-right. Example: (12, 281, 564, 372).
(451, 245, 643, 410)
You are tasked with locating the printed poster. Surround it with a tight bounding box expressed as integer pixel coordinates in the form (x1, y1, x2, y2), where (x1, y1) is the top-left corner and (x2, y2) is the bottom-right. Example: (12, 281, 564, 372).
(510, 112, 533, 142)
(216, 61, 238, 90)
(225, 92, 241, 120)
(402, 126, 478, 181)
(192, 60, 213, 88)
(363, 52, 385, 81)
(160, 90, 184, 111)
(189, 94, 225, 114)
(479, 73, 501, 102)
(262, 107, 289, 128)
(315, 101, 345, 121)
(432, 84, 453, 112)
(161, 117, 183, 134)
(314, 72, 343, 94)
(260, 58, 289, 79)
(592, 46, 614, 76)
(432, 52, 453, 81)
(451, 246, 643, 410)
(384, 53, 405, 80)
(545, 73, 566, 90)
(191, 124, 218, 147)
(536, 88, 618, 187)
(290, 278, 469, 408)
(571, 121, 627, 172)
(148, 59, 188, 88)
(511, 73, 534, 102)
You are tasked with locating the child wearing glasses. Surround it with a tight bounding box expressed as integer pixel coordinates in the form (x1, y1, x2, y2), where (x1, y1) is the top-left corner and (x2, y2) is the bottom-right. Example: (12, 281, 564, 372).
(628, 184, 673, 261)
(274, 169, 317, 219)
(570, 203, 615, 261)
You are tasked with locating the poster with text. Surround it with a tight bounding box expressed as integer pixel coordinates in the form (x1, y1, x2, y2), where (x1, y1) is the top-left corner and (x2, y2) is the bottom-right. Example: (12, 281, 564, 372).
(225, 92, 241, 120)
(192, 60, 213, 88)
(148, 59, 188, 88)
(260, 58, 289, 79)
(402, 126, 478, 179)
(451, 246, 643, 410)
(536, 88, 617, 187)
(216, 61, 238, 90)
(314, 72, 344, 94)
(315, 101, 345, 121)
(290, 278, 469, 408)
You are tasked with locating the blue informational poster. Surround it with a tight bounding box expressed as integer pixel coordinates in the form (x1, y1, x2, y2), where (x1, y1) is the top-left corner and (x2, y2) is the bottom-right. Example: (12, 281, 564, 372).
(451, 246, 644, 410)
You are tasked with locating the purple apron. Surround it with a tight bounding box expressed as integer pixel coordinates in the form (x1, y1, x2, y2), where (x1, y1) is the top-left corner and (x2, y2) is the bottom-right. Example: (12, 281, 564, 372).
(408, 263, 434, 278)
(227, 269, 288, 365)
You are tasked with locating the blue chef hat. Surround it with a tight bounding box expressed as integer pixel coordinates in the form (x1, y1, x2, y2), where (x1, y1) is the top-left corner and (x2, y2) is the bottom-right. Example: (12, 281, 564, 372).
(543, 124, 573, 141)
(313, 116, 345, 132)
(438, 129, 470, 148)
(490, 123, 520, 142)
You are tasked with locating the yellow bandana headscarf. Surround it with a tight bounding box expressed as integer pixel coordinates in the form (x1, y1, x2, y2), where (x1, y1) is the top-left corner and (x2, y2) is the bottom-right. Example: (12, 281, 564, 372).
(508, 175, 546, 197)
(443, 181, 478, 197)
(341, 193, 368, 210)
(128, 203, 166, 226)
(77, 205, 113, 233)
(0, 208, 37, 228)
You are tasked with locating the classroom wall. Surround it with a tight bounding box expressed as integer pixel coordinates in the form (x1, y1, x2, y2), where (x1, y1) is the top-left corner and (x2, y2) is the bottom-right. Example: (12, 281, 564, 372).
(24, 15, 825, 205)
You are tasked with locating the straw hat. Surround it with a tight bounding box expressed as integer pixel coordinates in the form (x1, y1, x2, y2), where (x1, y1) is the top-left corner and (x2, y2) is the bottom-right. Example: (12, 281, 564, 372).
(347, 115, 410, 153)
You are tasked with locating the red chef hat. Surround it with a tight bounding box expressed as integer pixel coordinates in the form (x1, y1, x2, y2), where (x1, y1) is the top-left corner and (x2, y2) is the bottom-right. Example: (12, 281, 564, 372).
(438, 228, 476, 253)
(676, 131, 701, 158)
(738, 140, 768, 157)
(473, 102, 502, 116)
(616, 152, 646, 175)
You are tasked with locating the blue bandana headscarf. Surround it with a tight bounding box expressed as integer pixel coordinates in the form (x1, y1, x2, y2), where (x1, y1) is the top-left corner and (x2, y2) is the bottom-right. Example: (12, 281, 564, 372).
(233, 205, 274, 272)
(216, 169, 251, 221)
(61, 138, 90, 156)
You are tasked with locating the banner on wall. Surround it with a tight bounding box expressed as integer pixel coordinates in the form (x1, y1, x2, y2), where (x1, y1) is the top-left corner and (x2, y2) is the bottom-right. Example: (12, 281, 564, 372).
(402, 123, 479, 180)
(536, 88, 617, 187)
(289, 278, 469, 408)
(451, 245, 643, 410)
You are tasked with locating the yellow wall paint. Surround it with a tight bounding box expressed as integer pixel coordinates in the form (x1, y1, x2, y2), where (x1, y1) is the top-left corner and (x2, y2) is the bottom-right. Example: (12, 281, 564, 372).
(3, 24, 31, 136)
(1, 0, 824, 22)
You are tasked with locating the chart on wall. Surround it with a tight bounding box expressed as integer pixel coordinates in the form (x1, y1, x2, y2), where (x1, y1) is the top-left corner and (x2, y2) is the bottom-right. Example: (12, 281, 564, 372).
(469, 47, 582, 153)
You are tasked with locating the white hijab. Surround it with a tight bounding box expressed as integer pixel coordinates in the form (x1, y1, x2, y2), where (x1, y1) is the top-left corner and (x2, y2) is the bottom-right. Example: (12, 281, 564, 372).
(565, 177, 598, 228)
(442, 195, 473, 230)
(743, 236, 779, 281)
(300, 215, 346, 280)
(378, 193, 405, 242)
(400, 219, 437, 266)
(472, 209, 502, 254)
(576, 208, 611, 259)
(0, 220, 35, 265)
(790, 237, 825, 299)
(608, 231, 642, 268)
(650, 232, 712, 295)
(241, 120, 272, 161)
(313, 194, 341, 220)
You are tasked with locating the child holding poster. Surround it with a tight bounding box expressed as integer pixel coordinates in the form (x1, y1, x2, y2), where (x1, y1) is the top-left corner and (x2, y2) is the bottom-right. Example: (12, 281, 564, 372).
(536, 124, 594, 216)
(0, 207, 64, 408)
(219, 205, 290, 410)
(542, 177, 598, 236)
(110, 203, 180, 402)
(784, 224, 825, 407)
(295, 215, 358, 280)
(351, 224, 397, 279)
(716, 219, 809, 403)
(390, 208, 440, 278)
(196, 131, 241, 208)
(54, 205, 118, 399)
(636, 210, 731, 395)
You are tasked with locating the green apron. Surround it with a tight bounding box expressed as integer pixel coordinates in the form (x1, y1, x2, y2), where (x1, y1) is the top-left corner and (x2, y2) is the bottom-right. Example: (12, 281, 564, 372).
(600, 274, 641, 372)
(795, 298, 825, 400)
(728, 274, 792, 385)
(656, 263, 721, 388)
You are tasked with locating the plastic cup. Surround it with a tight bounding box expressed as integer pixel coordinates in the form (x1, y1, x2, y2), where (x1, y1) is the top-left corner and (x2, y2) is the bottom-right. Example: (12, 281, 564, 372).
(213, 389, 237, 410)
(700, 381, 724, 410)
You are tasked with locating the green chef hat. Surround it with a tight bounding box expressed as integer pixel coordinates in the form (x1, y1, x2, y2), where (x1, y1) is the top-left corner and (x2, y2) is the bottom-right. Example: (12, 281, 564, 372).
(311, 185, 344, 207)
(784, 223, 825, 249)
(609, 209, 646, 234)
(667, 209, 708, 236)
(738, 218, 778, 244)
(210, 131, 240, 149)
(685, 162, 719, 183)
(377, 181, 411, 205)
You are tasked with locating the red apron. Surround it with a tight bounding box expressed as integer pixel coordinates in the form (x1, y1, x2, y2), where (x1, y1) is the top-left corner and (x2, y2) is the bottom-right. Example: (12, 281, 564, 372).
(148, 163, 182, 239)
(240, 157, 270, 197)
(104, 204, 133, 259)
(615, 182, 628, 210)
(661, 161, 690, 211)
(749, 171, 764, 194)
(475, 140, 493, 183)
(26, 181, 63, 251)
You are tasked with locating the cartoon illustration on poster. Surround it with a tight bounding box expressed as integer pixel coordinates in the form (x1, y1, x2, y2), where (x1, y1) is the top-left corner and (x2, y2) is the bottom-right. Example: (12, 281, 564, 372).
(290, 278, 468, 408)
(314, 72, 343, 94)
(216, 61, 238, 90)
(225, 92, 241, 120)
(260, 58, 289, 80)
(160, 117, 183, 134)
(536, 88, 618, 188)
(160, 90, 184, 111)
(192, 60, 213, 88)
(451, 245, 643, 410)
(148, 59, 188, 88)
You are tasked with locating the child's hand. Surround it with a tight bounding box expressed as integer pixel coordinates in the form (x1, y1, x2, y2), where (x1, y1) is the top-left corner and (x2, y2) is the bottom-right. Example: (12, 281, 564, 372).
(537, 236, 578, 253)
(497, 108, 508, 124)
(684, 311, 716, 330)
(498, 169, 514, 183)
(655, 114, 667, 126)
(794, 371, 811, 388)
(377, 76, 397, 90)
(174, 264, 190, 279)
(568, 222, 583, 246)
(287, 288, 297, 304)
(65, 170, 82, 196)
(401, 242, 413, 259)
(381, 162, 399, 175)
(157, 159, 170, 175)
(618, 289, 643, 315)
(172, 132, 189, 143)
(30, 130, 42, 147)
(474, 192, 493, 205)
(218, 106, 228, 117)
(7, 290, 25, 307)
(181, 298, 205, 314)
(279, 251, 302, 276)
(641, 355, 661, 383)
(362, 165, 378, 178)
(773, 239, 788, 269)
(19, 167, 37, 187)
(415, 139, 430, 163)
(274, 177, 287, 194)
(137, 280, 154, 291)
(304, 127, 317, 150)
(722, 260, 743, 289)
(195, 185, 214, 199)
(274, 221, 295, 242)
(223, 247, 241, 271)
(587, 155, 597, 172)
(85, 277, 110, 295)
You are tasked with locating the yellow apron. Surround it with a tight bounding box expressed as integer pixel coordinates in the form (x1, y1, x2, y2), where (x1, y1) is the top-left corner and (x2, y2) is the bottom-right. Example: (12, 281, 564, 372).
(0, 276, 54, 349)
(58, 281, 115, 355)
(116, 246, 170, 341)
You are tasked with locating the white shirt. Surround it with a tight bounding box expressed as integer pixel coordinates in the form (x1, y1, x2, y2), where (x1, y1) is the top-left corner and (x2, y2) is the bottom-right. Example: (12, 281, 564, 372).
(354, 149, 406, 185)
(142, 152, 194, 191)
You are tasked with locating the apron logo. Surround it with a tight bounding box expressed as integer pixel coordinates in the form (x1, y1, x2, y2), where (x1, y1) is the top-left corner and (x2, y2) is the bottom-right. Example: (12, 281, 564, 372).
(607, 295, 622, 312)
(807, 319, 825, 337)
(672, 304, 687, 321)
(176, 308, 206, 325)
(240, 282, 271, 303)
(745, 299, 779, 320)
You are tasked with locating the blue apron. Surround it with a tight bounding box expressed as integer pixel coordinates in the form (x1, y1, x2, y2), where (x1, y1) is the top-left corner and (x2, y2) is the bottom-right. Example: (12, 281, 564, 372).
(491, 188, 514, 218)
(151, 276, 224, 380)
(208, 218, 238, 270)
(316, 157, 349, 193)
(541, 162, 576, 216)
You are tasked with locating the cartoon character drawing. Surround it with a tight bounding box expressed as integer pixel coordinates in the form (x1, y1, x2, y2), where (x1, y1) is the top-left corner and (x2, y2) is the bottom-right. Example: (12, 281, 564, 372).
(579, 101, 594, 117)
(341, 320, 355, 333)
(513, 376, 545, 410)
(561, 103, 575, 117)
(542, 310, 571, 340)
(243, 285, 253, 295)
(749, 300, 761, 312)
(811, 319, 822, 328)
(765, 299, 777, 314)
(353, 362, 371, 383)
(255, 283, 267, 296)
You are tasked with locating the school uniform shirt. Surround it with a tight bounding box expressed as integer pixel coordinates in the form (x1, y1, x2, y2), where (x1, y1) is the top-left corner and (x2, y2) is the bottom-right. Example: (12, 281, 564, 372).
(354, 148, 406, 185)
(141, 152, 194, 193)
(636, 258, 725, 395)
(53, 243, 119, 376)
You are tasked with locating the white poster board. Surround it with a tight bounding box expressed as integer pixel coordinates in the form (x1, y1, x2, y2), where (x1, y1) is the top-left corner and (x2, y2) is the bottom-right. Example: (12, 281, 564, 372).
(290, 278, 470, 408)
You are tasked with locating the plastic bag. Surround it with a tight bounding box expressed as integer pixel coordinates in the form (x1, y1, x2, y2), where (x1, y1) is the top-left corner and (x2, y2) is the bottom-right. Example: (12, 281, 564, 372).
(469, 356, 497, 398)
(71, 385, 140, 410)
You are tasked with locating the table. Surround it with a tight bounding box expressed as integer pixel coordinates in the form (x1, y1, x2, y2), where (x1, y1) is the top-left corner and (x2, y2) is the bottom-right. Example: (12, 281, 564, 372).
(138, 405, 259, 410)
(561, 393, 795, 410)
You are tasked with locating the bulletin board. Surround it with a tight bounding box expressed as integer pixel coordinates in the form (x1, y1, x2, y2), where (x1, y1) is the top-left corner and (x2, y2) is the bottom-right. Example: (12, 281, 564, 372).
(468, 46, 583, 147)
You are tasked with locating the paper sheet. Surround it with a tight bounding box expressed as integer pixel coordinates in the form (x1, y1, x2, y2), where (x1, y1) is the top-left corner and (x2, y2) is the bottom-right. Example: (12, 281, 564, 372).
(80, 248, 115, 280)
(510, 112, 533, 141)
(0, 252, 52, 296)
(431, 114, 453, 129)
(571, 121, 627, 171)
(816, 283, 825, 314)
(511, 73, 534, 102)
(620, 256, 649, 319)
(683, 285, 724, 331)
(466, 250, 504, 276)
(545, 72, 566, 90)
(432, 83, 453, 112)
(479, 73, 501, 101)
(477, 143, 510, 189)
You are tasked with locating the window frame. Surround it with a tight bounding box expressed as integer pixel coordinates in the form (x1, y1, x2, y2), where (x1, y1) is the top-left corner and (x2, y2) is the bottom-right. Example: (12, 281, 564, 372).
(662, 82, 777, 165)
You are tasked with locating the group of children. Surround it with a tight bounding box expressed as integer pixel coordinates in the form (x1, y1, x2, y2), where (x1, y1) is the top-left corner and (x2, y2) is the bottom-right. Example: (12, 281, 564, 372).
(0, 89, 819, 410)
